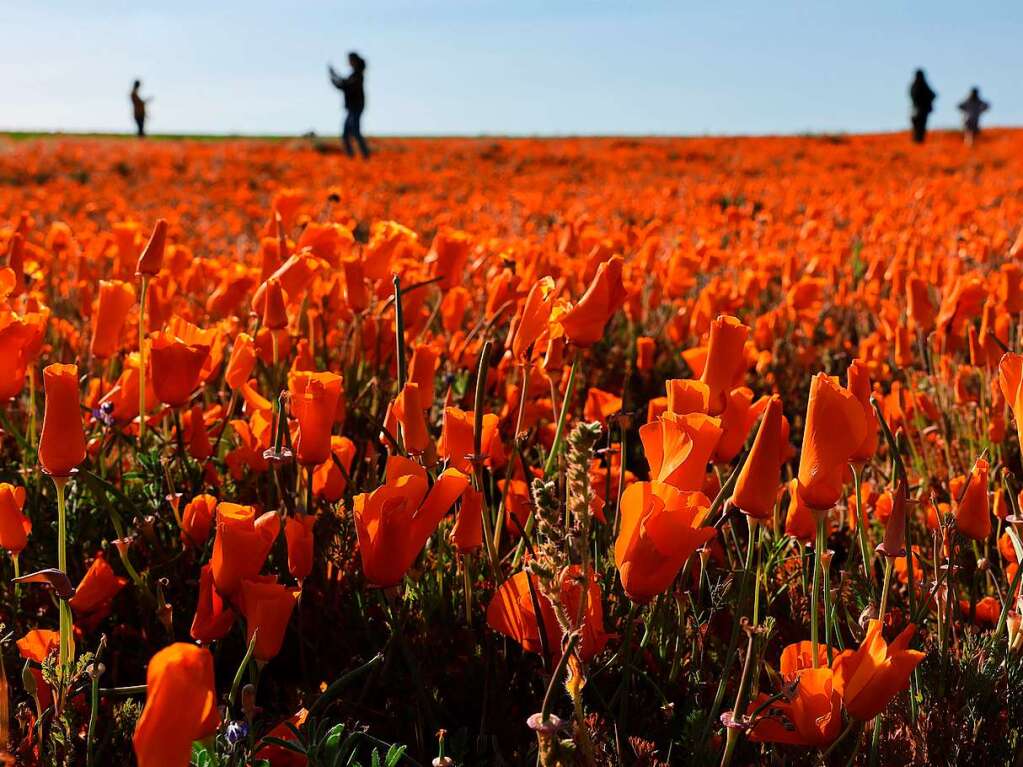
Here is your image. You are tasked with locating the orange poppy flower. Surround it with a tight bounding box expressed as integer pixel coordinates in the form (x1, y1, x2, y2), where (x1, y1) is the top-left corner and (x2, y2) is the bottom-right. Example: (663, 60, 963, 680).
(388, 382, 430, 455)
(190, 563, 235, 643)
(69, 552, 128, 627)
(210, 503, 280, 597)
(831, 620, 925, 720)
(747, 667, 842, 747)
(260, 276, 289, 331)
(639, 412, 723, 491)
(439, 406, 505, 473)
(284, 514, 316, 582)
(451, 485, 484, 553)
(665, 378, 711, 415)
(353, 456, 468, 587)
(0, 482, 30, 554)
(148, 331, 210, 407)
(731, 395, 784, 519)
(133, 643, 220, 767)
(846, 359, 879, 464)
(181, 494, 217, 548)
(635, 335, 655, 372)
(312, 435, 357, 501)
(289, 371, 343, 466)
(952, 457, 991, 541)
(224, 332, 257, 390)
(558, 256, 628, 347)
(239, 577, 301, 662)
(509, 277, 556, 360)
(38, 363, 87, 477)
(135, 218, 167, 277)
(699, 315, 750, 415)
(796, 373, 867, 511)
(90, 279, 136, 359)
(615, 481, 715, 602)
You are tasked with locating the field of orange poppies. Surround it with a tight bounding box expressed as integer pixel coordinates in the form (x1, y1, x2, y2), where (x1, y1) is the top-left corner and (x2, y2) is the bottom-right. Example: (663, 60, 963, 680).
(0, 130, 1021, 766)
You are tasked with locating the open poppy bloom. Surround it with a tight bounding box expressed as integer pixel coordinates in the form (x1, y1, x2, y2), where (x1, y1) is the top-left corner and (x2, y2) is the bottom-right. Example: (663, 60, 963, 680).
(486, 566, 609, 662)
(148, 331, 210, 408)
(439, 406, 505, 474)
(558, 256, 628, 347)
(312, 435, 356, 501)
(831, 620, 925, 720)
(640, 412, 723, 492)
(747, 666, 843, 747)
(210, 502, 280, 597)
(353, 456, 468, 587)
(38, 363, 87, 477)
(289, 371, 343, 465)
(509, 276, 556, 360)
(615, 481, 715, 602)
(133, 643, 220, 767)
(181, 494, 217, 548)
(69, 553, 129, 630)
(796, 373, 867, 511)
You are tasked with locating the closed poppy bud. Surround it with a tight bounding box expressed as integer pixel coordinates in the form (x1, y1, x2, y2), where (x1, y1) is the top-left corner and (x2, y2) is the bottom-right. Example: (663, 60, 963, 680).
(5, 232, 25, 295)
(615, 481, 715, 602)
(187, 405, 213, 461)
(846, 359, 879, 463)
(39, 363, 86, 477)
(289, 371, 343, 466)
(190, 563, 235, 642)
(133, 643, 220, 767)
(796, 373, 867, 511)
(700, 315, 750, 415)
(785, 478, 820, 545)
(181, 494, 217, 547)
(954, 457, 991, 541)
(149, 332, 210, 407)
(391, 382, 430, 455)
(90, 279, 136, 359)
(876, 480, 909, 558)
(261, 277, 288, 330)
(559, 256, 628, 347)
(509, 277, 556, 360)
(135, 218, 168, 277)
(635, 336, 655, 372)
(409, 344, 439, 397)
(342, 259, 369, 313)
(284, 514, 316, 582)
(354, 457, 468, 587)
(211, 503, 280, 597)
(0, 483, 30, 554)
(731, 396, 784, 519)
(225, 332, 256, 390)
(239, 578, 301, 662)
(832, 620, 925, 720)
(451, 486, 484, 553)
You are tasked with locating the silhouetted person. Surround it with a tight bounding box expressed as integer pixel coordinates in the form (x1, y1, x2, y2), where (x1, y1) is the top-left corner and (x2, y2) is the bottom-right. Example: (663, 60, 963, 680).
(909, 69, 936, 143)
(959, 87, 990, 146)
(329, 53, 370, 158)
(131, 80, 150, 138)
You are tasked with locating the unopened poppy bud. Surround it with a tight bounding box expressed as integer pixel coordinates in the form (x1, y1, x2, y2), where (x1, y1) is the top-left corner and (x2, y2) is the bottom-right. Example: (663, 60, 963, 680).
(261, 277, 288, 330)
(136, 219, 167, 276)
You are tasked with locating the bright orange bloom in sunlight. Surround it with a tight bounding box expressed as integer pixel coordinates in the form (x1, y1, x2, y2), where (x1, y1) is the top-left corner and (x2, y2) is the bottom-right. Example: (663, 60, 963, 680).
(846, 359, 879, 463)
(191, 563, 235, 643)
(0, 483, 30, 554)
(148, 331, 210, 407)
(38, 363, 86, 477)
(509, 277, 556, 360)
(615, 481, 715, 602)
(210, 502, 279, 597)
(796, 373, 866, 511)
(558, 256, 628, 347)
(353, 456, 468, 587)
(832, 620, 925, 720)
(135, 218, 167, 277)
(225, 332, 257, 389)
(640, 412, 722, 491)
(181, 494, 217, 547)
(260, 276, 289, 330)
(290, 370, 342, 465)
(731, 395, 784, 519)
(133, 643, 219, 767)
(748, 667, 842, 747)
(439, 406, 504, 473)
(69, 552, 128, 629)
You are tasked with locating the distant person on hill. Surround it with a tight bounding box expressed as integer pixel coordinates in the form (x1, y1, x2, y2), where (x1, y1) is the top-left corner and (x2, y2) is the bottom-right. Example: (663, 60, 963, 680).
(909, 69, 936, 143)
(958, 87, 990, 146)
(130, 80, 151, 138)
(329, 53, 370, 158)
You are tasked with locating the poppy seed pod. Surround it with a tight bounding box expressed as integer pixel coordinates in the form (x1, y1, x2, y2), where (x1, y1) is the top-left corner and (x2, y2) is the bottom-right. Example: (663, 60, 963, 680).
(38, 363, 86, 477)
(135, 218, 167, 277)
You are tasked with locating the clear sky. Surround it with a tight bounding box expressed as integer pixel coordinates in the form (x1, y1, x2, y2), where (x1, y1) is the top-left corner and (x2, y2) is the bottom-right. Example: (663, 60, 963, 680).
(3, 1, 1020, 136)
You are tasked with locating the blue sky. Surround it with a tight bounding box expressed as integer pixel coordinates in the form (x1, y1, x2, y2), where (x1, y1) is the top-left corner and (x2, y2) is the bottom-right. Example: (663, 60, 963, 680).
(3, 1, 1020, 136)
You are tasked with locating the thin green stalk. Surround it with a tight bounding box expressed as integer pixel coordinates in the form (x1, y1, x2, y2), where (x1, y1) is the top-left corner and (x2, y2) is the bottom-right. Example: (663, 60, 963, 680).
(54, 475, 73, 672)
(878, 558, 894, 623)
(852, 465, 874, 594)
(811, 512, 825, 667)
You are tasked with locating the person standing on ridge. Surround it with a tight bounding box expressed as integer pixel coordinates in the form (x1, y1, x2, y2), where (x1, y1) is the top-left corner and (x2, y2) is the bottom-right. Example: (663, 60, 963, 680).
(958, 87, 990, 147)
(909, 69, 936, 144)
(329, 53, 370, 158)
(131, 80, 151, 138)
